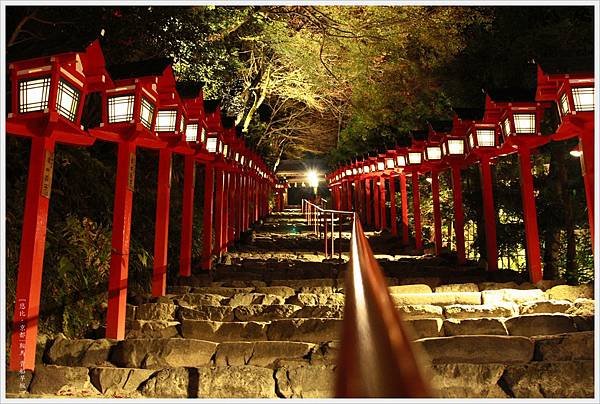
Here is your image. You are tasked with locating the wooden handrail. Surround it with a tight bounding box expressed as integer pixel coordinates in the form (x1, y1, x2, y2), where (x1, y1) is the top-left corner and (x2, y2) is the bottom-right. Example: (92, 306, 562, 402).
(336, 218, 432, 397)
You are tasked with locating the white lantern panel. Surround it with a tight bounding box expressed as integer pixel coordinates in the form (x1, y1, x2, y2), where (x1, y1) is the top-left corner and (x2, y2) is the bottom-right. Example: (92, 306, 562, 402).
(476, 129, 495, 147)
(241, 155, 245, 165)
(502, 118, 512, 136)
(206, 137, 218, 153)
(559, 92, 570, 115)
(156, 110, 177, 132)
(352, 168, 358, 175)
(223, 144, 229, 157)
(396, 155, 406, 166)
(108, 95, 135, 123)
(408, 152, 422, 164)
(364, 165, 370, 173)
(513, 113, 536, 134)
(56, 79, 81, 122)
(200, 127, 207, 143)
(468, 133, 475, 149)
(370, 164, 376, 171)
(358, 167, 363, 174)
(447, 139, 464, 155)
(345, 169, 352, 176)
(179, 116, 185, 133)
(140, 97, 155, 130)
(385, 158, 395, 169)
(19, 77, 51, 113)
(235, 152, 240, 162)
(572, 87, 594, 112)
(426, 146, 442, 160)
(185, 123, 198, 142)
(377, 161, 385, 171)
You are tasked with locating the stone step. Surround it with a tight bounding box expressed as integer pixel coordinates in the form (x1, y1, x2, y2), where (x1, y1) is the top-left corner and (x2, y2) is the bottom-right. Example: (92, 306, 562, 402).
(13, 332, 594, 398)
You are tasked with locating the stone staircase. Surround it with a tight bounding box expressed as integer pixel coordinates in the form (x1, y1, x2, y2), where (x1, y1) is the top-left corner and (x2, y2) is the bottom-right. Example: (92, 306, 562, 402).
(6, 208, 595, 398)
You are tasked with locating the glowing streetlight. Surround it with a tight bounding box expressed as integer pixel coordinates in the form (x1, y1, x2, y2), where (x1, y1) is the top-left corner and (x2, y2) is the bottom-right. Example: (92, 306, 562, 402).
(307, 169, 320, 196)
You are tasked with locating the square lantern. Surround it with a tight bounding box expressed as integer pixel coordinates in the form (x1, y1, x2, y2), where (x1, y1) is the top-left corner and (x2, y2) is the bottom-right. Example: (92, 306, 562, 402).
(358, 166, 363, 174)
(206, 134, 221, 153)
(9, 42, 107, 131)
(407, 151, 422, 165)
(468, 124, 498, 150)
(155, 109, 178, 132)
(108, 95, 135, 123)
(571, 86, 594, 112)
(385, 157, 395, 169)
(425, 144, 442, 161)
(442, 137, 465, 156)
(500, 105, 544, 138)
(377, 160, 385, 171)
(396, 154, 406, 167)
(352, 168, 357, 175)
(370, 163, 376, 172)
(345, 169, 352, 176)
(363, 164, 370, 173)
(185, 123, 198, 142)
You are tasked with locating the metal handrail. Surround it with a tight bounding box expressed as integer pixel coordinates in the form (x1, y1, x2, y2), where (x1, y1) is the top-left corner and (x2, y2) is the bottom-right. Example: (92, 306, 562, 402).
(336, 218, 432, 397)
(302, 199, 354, 259)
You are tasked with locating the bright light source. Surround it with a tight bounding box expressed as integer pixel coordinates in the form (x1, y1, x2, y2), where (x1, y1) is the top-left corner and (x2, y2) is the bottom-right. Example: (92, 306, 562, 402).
(377, 161, 385, 171)
(570, 149, 583, 158)
(476, 129, 496, 147)
(572, 87, 594, 111)
(385, 158, 395, 169)
(408, 152, 422, 164)
(19, 77, 51, 113)
(513, 113, 536, 134)
(56, 79, 81, 121)
(185, 123, 198, 142)
(108, 95, 134, 123)
(447, 139, 464, 155)
(396, 155, 406, 166)
(139, 97, 155, 130)
(425, 176, 432, 183)
(307, 170, 319, 189)
(425, 146, 441, 160)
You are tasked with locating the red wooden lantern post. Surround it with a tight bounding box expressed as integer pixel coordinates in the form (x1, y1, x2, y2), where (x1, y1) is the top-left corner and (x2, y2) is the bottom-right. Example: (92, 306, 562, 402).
(536, 64, 595, 246)
(423, 123, 447, 255)
(363, 162, 374, 226)
(407, 136, 425, 249)
(178, 85, 209, 277)
(441, 121, 469, 265)
(202, 101, 226, 269)
(384, 153, 398, 236)
(393, 149, 410, 245)
(464, 106, 504, 272)
(489, 92, 550, 283)
(376, 158, 387, 230)
(90, 58, 175, 339)
(7, 40, 108, 371)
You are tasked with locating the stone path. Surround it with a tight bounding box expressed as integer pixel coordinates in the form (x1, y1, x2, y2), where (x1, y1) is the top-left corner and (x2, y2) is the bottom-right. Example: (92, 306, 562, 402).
(6, 208, 595, 398)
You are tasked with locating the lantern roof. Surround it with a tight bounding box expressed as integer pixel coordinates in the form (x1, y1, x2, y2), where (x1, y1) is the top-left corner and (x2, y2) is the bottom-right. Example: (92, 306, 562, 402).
(427, 120, 453, 134)
(410, 129, 429, 141)
(6, 30, 104, 62)
(107, 57, 172, 80)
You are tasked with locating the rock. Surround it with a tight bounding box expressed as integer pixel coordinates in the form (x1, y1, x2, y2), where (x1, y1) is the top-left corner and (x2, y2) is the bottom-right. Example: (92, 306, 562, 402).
(255, 286, 296, 298)
(434, 283, 479, 293)
(140, 367, 189, 398)
(126, 304, 136, 321)
(300, 286, 337, 294)
(294, 305, 344, 319)
(566, 298, 595, 316)
(396, 277, 442, 288)
(396, 304, 443, 320)
(442, 318, 508, 336)
(573, 315, 594, 331)
(154, 294, 178, 304)
(274, 360, 336, 398)
(167, 286, 191, 294)
(89, 367, 154, 396)
(200, 366, 276, 398)
(214, 280, 267, 288)
(179, 293, 227, 307)
(191, 287, 254, 297)
(309, 341, 339, 365)
(443, 303, 517, 319)
(534, 331, 594, 361)
(268, 318, 341, 343)
(477, 282, 520, 291)
(534, 280, 565, 291)
(288, 293, 345, 306)
(181, 319, 268, 341)
(415, 335, 534, 364)
(215, 341, 314, 367)
(46, 336, 115, 366)
(5, 370, 33, 394)
(504, 314, 577, 337)
(429, 363, 507, 398)
(388, 284, 433, 294)
(227, 293, 285, 307)
(271, 278, 335, 290)
(405, 318, 443, 339)
(111, 338, 217, 368)
(391, 292, 482, 306)
(178, 305, 235, 322)
(545, 284, 594, 302)
(29, 365, 99, 396)
(502, 361, 594, 398)
(519, 300, 572, 315)
(125, 320, 180, 339)
(234, 304, 301, 321)
(481, 289, 545, 305)
(135, 303, 177, 321)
